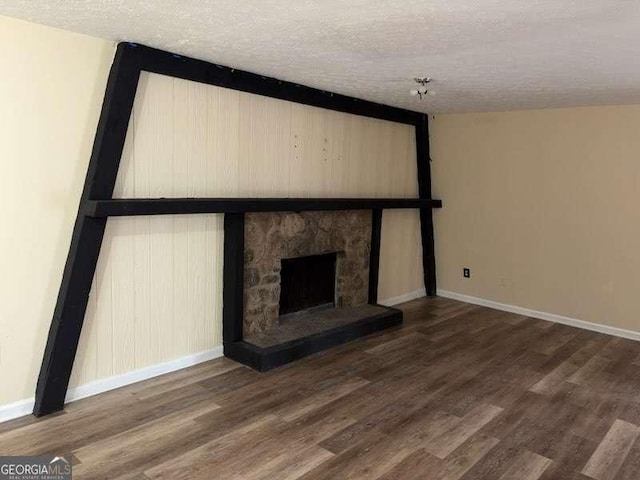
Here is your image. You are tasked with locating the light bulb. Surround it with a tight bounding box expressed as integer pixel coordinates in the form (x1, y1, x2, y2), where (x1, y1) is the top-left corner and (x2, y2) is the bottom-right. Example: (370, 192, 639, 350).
(410, 89, 419, 96)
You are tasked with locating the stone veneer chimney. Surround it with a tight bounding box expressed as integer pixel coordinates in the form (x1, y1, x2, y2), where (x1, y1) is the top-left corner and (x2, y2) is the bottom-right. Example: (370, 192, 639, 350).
(243, 210, 372, 335)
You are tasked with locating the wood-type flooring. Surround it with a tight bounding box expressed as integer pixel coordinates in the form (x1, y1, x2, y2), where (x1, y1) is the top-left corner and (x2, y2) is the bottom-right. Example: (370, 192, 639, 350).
(2, 296, 640, 479)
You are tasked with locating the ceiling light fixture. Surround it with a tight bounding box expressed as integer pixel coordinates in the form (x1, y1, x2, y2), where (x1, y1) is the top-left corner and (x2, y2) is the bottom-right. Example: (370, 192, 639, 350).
(410, 77, 433, 99)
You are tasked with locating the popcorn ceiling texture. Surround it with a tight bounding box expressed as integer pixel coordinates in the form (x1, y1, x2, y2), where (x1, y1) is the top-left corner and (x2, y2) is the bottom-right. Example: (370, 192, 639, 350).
(1, 1, 640, 113)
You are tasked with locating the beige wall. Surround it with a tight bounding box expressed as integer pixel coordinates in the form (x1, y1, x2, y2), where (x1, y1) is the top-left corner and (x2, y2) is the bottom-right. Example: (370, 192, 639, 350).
(0, 16, 114, 407)
(431, 105, 640, 332)
(70, 72, 424, 389)
(1, 15, 423, 411)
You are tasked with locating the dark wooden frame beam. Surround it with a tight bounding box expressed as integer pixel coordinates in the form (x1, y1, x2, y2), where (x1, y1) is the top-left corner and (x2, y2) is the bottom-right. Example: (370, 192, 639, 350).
(85, 198, 441, 217)
(135, 45, 419, 125)
(415, 114, 437, 296)
(368, 209, 383, 304)
(222, 213, 245, 344)
(33, 45, 141, 416)
(34, 41, 441, 416)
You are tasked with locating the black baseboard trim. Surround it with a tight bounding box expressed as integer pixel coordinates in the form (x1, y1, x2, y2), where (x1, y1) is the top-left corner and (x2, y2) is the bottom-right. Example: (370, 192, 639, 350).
(224, 306, 402, 371)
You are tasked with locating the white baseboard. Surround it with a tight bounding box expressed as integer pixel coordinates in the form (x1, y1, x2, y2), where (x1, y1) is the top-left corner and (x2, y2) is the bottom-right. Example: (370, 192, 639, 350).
(0, 398, 34, 425)
(437, 289, 640, 342)
(7, 289, 635, 423)
(379, 288, 427, 307)
(0, 346, 224, 424)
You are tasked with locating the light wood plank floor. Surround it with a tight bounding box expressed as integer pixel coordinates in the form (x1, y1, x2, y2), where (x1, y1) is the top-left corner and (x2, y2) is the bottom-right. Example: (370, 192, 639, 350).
(2, 297, 640, 479)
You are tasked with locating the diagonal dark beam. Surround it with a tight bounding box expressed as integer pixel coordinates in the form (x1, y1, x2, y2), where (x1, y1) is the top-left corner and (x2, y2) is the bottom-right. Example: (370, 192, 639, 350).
(33, 45, 141, 416)
(134, 45, 420, 125)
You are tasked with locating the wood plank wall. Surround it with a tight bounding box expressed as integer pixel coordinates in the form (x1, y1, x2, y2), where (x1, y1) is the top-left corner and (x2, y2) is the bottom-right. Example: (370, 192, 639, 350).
(70, 72, 422, 387)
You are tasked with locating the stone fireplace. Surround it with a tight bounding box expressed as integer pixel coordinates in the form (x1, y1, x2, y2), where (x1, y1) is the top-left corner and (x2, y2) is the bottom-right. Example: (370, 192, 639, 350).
(222, 208, 403, 371)
(243, 210, 372, 335)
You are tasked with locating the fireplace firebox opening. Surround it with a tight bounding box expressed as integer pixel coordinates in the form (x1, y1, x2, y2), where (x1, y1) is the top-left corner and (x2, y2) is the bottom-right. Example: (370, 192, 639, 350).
(279, 252, 337, 315)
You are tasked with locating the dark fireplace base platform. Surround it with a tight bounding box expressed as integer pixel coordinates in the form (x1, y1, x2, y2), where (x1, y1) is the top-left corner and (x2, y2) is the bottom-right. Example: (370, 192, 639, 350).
(224, 305, 402, 371)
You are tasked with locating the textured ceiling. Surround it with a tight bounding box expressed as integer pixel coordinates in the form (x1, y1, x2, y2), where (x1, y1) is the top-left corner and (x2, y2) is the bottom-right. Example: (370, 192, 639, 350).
(2, 1, 640, 113)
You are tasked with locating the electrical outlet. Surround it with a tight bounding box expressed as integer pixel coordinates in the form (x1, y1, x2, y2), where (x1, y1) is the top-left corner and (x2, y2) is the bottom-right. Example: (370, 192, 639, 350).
(463, 268, 470, 278)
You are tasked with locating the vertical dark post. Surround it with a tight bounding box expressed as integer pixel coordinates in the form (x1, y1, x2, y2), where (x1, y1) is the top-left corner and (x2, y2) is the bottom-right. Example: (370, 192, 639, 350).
(33, 45, 141, 416)
(368, 209, 383, 304)
(223, 213, 245, 343)
(415, 114, 437, 296)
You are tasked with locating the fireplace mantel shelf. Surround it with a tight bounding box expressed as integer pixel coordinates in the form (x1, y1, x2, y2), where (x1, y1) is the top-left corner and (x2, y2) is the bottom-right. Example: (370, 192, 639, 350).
(85, 197, 443, 217)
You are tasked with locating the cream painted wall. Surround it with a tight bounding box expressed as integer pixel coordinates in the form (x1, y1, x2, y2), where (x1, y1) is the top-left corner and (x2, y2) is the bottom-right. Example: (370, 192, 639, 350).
(431, 105, 640, 332)
(0, 16, 114, 406)
(69, 72, 424, 389)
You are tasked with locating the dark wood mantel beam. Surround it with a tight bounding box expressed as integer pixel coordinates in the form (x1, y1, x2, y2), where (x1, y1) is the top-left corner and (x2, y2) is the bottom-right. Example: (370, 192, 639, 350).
(85, 198, 442, 217)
